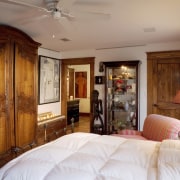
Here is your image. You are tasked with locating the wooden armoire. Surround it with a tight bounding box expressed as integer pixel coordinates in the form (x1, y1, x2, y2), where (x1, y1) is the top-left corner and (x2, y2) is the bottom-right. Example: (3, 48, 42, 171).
(0, 25, 40, 166)
(147, 50, 180, 119)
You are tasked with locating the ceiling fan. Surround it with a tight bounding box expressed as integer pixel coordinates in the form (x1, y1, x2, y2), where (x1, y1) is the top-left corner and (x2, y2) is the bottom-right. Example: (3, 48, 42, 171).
(0, 0, 76, 21)
(0, 0, 111, 22)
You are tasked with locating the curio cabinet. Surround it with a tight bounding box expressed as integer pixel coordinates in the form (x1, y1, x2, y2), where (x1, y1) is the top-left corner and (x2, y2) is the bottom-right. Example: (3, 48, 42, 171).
(103, 61, 140, 134)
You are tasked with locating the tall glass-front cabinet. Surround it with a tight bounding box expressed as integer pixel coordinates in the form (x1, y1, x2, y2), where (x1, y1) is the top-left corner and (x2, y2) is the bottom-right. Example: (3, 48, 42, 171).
(103, 61, 140, 134)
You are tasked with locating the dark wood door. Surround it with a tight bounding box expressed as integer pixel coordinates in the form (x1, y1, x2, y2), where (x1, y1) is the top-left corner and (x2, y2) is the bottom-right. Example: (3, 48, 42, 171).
(147, 51, 180, 119)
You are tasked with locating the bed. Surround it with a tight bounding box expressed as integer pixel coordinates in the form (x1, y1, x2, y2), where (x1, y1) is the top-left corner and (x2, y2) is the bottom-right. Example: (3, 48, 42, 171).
(0, 132, 180, 180)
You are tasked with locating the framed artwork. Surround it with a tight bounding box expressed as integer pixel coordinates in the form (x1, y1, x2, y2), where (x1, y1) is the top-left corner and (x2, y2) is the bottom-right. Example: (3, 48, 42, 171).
(39, 55, 60, 104)
(75, 71, 87, 98)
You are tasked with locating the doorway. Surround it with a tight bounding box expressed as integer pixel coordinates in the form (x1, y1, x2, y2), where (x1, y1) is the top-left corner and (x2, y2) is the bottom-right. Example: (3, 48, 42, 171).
(61, 57, 95, 133)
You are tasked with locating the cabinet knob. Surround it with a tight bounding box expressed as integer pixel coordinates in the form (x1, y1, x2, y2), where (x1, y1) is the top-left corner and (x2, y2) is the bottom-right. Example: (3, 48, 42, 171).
(153, 104, 158, 107)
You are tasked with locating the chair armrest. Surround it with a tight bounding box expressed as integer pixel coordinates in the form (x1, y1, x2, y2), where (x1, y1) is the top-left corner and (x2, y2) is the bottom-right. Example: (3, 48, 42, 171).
(118, 129, 142, 136)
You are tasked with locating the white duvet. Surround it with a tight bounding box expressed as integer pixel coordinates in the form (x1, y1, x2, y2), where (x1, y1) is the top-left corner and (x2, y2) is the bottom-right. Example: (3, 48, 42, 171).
(0, 132, 180, 180)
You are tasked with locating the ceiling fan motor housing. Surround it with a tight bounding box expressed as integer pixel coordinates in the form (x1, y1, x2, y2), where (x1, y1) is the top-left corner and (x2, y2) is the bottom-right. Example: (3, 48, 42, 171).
(44, 0, 59, 11)
(53, 10, 61, 19)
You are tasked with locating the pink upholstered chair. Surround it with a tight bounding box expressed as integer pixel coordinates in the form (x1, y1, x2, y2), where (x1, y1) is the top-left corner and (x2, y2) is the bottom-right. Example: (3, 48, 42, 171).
(112, 114, 180, 141)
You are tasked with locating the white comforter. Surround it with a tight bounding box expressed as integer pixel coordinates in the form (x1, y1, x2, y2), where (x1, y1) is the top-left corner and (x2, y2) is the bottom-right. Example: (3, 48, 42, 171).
(0, 132, 180, 180)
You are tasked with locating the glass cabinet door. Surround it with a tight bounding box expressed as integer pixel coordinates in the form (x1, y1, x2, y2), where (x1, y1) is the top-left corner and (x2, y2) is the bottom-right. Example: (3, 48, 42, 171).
(103, 61, 139, 134)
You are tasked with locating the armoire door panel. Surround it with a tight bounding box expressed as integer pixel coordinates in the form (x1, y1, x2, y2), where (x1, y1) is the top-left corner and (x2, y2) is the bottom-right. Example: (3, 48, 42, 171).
(16, 113, 36, 147)
(0, 116, 7, 153)
(14, 42, 37, 148)
(0, 41, 12, 154)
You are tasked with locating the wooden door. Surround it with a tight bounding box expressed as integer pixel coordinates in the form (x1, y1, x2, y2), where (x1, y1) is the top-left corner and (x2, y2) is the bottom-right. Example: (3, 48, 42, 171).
(14, 42, 38, 149)
(147, 51, 180, 119)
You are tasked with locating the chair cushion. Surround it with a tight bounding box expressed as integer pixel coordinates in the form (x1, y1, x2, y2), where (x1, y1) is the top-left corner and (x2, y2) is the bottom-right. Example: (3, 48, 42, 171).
(117, 129, 142, 136)
(142, 114, 180, 141)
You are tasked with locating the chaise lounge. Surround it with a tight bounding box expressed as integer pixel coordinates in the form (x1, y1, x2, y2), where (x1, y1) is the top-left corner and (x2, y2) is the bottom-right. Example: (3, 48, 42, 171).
(112, 114, 180, 141)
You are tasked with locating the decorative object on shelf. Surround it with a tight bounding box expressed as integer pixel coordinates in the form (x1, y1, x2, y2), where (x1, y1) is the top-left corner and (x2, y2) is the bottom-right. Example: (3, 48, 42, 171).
(114, 79, 124, 93)
(39, 56, 60, 104)
(117, 120, 127, 130)
(124, 101, 129, 111)
(108, 88, 112, 94)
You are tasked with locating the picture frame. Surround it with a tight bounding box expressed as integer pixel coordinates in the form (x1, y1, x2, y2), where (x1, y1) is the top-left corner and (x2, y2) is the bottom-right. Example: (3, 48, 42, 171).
(39, 55, 60, 104)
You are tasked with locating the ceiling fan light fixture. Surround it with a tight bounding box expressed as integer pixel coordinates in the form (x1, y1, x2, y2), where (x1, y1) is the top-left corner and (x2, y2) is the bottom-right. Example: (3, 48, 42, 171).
(53, 10, 61, 19)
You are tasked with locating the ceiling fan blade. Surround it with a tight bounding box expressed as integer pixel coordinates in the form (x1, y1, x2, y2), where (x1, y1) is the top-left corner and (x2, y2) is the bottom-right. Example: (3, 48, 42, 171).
(73, 0, 113, 7)
(72, 10, 110, 22)
(0, 0, 49, 12)
(18, 14, 50, 25)
(57, 0, 77, 9)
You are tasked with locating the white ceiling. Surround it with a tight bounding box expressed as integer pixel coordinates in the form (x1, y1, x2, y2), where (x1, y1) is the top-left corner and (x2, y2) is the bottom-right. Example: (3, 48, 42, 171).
(1, 0, 180, 52)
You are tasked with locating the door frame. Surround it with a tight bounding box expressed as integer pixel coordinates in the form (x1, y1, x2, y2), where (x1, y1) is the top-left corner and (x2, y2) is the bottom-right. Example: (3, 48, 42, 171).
(61, 57, 95, 132)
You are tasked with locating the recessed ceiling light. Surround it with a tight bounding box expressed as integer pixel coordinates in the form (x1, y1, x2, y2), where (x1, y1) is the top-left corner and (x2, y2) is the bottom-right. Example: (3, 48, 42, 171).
(52, 34, 55, 38)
